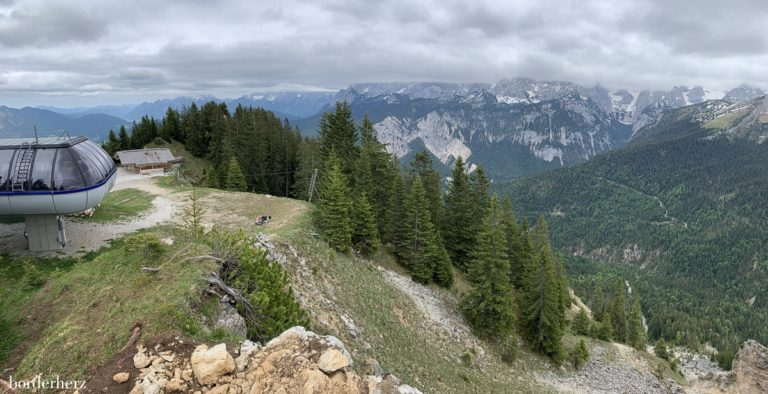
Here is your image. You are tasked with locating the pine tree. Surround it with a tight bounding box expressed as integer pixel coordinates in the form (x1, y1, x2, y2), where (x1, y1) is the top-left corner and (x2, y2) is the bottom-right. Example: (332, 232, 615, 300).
(105, 129, 119, 155)
(555, 256, 571, 313)
(316, 156, 353, 253)
(572, 308, 590, 336)
(628, 298, 646, 350)
(592, 285, 606, 322)
(161, 107, 182, 142)
(431, 239, 453, 287)
(402, 177, 438, 284)
(118, 125, 130, 151)
(181, 186, 206, 239)
(654, 339, 670, 361)
(610, 280, 628, 343)
(521, 248, 565, 363)
(351, 192, 380, 256)
(359, 116, 397, 235)
(501, 196, 527, 289)
(469, 165, 490, 218)
(385, 171, 407, 251)
(225, 156, 248, 192)
(409, 151, 443, 228)
(598, 313, 614, 341)
(318, 101, 358, 177)
(461, 194, 517, 339)
(443, 157, 475, 270)
(203, 164, 220, 189)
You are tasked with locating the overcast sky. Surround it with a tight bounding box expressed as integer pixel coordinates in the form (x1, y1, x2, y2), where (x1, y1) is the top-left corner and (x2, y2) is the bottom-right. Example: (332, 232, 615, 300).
(1, 0, 766, 107)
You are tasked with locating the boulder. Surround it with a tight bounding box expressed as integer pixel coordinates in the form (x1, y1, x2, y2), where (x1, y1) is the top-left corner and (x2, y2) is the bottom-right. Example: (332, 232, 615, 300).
(215, 301, 248, 338)
(190, 343, 236, 385)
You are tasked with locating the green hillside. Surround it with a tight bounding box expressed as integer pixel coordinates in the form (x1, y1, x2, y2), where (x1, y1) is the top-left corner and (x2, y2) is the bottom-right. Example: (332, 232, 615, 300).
(497, 100, 768, 366)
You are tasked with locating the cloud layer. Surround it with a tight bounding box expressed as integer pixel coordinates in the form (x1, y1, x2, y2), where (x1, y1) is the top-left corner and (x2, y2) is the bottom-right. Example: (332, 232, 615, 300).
(1, 0, 766, 106)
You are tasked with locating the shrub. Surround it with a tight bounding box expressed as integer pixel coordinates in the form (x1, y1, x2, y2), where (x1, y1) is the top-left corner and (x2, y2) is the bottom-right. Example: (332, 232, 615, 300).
(571, 339, 589, 369)
(500, 336, 518, 364)
(654, 338, 670, 361)
(22, 261, 46, 289)
(125, 232, 166, 261)
(211, 230, 308, 341)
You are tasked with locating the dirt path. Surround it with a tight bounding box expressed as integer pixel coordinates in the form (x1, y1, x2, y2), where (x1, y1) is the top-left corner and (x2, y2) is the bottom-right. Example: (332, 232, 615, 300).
(0, 169, 185, 256)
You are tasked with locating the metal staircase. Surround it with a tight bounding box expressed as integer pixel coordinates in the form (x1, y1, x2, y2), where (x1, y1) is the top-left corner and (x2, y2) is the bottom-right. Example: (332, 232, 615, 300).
(12, 142, 34, 191)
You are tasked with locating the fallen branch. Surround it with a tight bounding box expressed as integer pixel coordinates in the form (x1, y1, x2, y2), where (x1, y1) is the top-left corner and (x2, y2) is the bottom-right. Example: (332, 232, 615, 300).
(118, 323, 143, 354)
(167, 245, 191, 263)
(141, 267, 160, 273)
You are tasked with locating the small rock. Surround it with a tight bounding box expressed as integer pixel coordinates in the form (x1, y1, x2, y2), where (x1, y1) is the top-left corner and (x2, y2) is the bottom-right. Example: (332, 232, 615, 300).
(134, 352, 152, 369)
(317, 348, 349, 373)
(113, 372, 130, 384)
(207, 384, 230, 394)
(164, 378, 187, 393)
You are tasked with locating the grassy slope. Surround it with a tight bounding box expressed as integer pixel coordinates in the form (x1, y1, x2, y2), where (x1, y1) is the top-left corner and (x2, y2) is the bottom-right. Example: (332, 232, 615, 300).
(0, 226, 220, 379)
(282, 234, 552, 393)
(87, 188, 155, 222)
(0, 178, 678, 392)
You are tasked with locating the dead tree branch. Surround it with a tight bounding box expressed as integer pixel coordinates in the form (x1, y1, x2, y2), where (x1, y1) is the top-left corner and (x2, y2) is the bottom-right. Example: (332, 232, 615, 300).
(203, 273, 261, 327)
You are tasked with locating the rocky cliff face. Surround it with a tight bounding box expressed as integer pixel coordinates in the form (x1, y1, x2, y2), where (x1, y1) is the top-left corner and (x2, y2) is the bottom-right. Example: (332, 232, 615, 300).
(689, 340, 768, 394)
(335, 78, 729, 181)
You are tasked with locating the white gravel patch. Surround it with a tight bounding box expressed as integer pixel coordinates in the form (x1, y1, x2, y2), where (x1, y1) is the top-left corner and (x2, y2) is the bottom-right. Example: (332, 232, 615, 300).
(379, 268, 476, 346)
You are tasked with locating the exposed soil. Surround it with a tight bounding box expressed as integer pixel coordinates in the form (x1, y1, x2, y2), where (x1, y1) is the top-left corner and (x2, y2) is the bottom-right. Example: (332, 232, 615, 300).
(82, 334, 202, 394)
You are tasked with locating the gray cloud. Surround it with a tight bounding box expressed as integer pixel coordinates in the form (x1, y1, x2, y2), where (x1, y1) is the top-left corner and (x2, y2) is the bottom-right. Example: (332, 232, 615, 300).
(0, 0, 766, 107)
(0, 1, 107, 47)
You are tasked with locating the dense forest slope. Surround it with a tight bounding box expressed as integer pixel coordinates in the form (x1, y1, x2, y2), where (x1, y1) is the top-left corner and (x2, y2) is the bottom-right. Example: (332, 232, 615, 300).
(498, 97, 768, 365)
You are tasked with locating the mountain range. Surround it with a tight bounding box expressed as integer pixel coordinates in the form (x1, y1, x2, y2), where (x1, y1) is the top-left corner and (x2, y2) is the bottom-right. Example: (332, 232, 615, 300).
(314, 79, 765, 180)
(2, 78, 764, 181)
(0, 106, 128, 140)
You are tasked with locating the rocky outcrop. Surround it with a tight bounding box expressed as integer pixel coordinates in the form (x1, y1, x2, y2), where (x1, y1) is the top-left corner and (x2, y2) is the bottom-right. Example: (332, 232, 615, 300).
(690, 340, 768, 394)
(123, 326, 420, 394)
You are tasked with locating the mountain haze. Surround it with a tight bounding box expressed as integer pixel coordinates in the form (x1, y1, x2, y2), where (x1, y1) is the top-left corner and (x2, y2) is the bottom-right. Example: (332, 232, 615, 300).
(0, 106, 129, 140)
